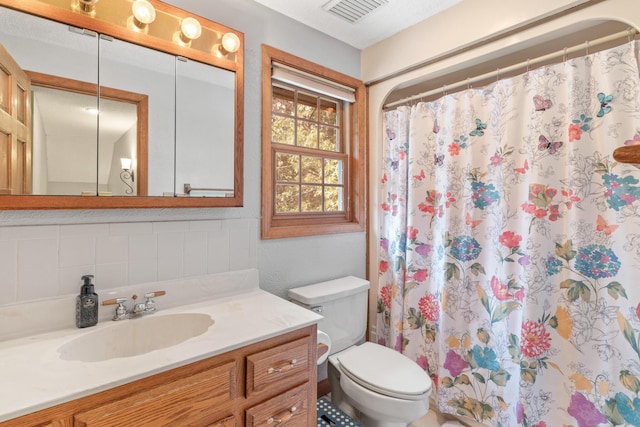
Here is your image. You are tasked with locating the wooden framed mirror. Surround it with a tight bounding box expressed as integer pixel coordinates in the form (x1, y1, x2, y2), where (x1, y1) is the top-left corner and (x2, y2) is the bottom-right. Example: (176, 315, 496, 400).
(0, 0, 243, 209)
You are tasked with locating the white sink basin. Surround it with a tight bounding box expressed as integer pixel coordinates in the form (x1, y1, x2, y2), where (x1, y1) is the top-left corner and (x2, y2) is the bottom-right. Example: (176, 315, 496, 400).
(58, 313, 214, 362)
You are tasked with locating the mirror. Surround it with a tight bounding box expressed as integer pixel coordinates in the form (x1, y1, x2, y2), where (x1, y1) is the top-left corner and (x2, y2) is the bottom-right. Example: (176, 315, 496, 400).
(0, 0, 243, 208)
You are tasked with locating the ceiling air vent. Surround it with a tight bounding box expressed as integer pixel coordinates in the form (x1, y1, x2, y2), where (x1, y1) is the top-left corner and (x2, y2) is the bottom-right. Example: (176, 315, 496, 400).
(323, 0, 389, 23)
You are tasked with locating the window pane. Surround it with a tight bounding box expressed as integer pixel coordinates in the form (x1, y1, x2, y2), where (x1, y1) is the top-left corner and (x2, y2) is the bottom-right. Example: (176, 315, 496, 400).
(272, 86, 295, 115)
(301, 156, 322, 183)
(272, 116, 295, 145)
(297, 92, 317, 120)
(319, 125, 338, 151)
(275, 184, 299, 213)
(301, 185, 322, 212)
(324, 159, 343, 184)
(319, 98, 338, 124)
(297, 121, 317, 149)
(324, 186, 343, 211)
(276, 152, 299, 182)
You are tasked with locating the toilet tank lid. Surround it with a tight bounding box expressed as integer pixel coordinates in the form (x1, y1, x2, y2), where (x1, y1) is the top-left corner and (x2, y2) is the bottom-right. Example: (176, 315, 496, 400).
(288, 276, 370, 305)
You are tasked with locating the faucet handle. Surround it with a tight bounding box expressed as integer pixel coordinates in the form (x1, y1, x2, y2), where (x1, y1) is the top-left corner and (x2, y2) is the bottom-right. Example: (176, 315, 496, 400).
(103, 297, 128, 321)
(143, 290, 165, 314)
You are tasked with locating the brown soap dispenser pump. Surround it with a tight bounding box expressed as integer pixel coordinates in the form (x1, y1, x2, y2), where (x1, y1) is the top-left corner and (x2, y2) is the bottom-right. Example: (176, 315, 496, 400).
(76, 275, 99, 328)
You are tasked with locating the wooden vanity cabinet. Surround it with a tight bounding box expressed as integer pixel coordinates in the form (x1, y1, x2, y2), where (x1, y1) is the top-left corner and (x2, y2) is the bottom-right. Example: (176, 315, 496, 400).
(1, 325, 317, 427)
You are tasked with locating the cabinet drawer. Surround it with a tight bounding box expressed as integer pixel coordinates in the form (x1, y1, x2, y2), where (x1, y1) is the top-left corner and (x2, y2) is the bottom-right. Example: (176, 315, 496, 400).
(246, 337, 310, 397)
(74, 360, 236, 426)
(245, 383, 310, 427)
(207, 414, 238, 427)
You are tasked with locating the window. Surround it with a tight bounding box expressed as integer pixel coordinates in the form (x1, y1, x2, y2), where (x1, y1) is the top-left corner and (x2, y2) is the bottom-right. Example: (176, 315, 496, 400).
(261, 45, 365, 239)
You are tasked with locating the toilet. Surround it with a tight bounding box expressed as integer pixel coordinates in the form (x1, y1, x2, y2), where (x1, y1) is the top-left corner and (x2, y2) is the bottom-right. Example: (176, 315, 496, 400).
(288, 277, 432, 427)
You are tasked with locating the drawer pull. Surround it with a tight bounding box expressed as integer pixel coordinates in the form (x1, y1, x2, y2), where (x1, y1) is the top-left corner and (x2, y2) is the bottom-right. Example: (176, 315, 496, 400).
(267, 359, 297, 374)
(266, 406, 297, 424)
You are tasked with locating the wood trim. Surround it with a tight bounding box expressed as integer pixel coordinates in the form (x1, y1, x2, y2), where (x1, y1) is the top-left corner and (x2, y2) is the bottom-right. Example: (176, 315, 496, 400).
(261, 44, 366, 239)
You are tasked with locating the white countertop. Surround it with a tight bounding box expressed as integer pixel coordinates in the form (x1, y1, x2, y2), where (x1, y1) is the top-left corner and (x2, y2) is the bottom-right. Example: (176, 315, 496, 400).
(0, 287, 322, 422)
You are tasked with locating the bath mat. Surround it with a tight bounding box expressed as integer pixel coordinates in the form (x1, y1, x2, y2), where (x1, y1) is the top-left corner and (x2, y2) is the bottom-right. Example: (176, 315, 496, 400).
(317, 397, 362, 427)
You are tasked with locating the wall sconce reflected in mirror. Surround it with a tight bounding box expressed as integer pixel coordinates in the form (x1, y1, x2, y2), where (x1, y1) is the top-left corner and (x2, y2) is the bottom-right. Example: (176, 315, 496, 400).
(177, 17, 202, 45)
(215, 32, 240, 57)
(120, 158, 135, 194)
(129, 0, 156, 33)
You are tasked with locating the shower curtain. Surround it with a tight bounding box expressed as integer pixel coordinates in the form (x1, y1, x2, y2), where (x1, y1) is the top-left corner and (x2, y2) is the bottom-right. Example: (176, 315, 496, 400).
(378, 40, 640, 426)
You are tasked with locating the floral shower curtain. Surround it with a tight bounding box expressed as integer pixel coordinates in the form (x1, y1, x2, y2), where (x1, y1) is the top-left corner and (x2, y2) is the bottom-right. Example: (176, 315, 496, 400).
(377, 40, 640, 426)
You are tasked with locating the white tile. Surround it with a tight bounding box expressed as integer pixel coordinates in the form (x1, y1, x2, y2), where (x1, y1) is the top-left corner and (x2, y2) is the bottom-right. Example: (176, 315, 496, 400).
(96, 235, 128, 264)
(110, 222, 152, 236)
(17, 239, 58, 301)
(59, 266, 96, 296)
(0, 240, 17, 304)
(189, 220, 222, 232)
(158, 232, 184, 259)
(158, 257, 183, 281)
(1, 225, 58, 241)
(207, 229, 230, 274)
(59, 235, 96, 268)
(60, 223, 109, 237)
(152, 221, 189, 233)
(129, 233, 157, 261)
(128, 258, 157, 285)
(95, 263, 128, 289)
(184, 232, 207, 277)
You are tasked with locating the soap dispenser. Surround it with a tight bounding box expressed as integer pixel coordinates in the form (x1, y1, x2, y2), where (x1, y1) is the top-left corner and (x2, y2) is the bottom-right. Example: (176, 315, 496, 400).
(76, 275, 99, 328)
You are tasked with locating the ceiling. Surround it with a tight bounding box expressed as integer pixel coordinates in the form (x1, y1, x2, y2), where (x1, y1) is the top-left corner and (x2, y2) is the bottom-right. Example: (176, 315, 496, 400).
(250, 0, 462, 49)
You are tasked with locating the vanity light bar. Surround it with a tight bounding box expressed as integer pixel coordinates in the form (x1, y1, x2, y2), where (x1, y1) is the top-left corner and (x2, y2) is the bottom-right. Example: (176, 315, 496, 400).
(21, 0, 242, 65)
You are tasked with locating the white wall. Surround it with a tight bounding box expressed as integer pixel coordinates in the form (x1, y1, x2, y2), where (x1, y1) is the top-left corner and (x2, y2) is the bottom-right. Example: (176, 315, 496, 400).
(0, 0, 364, 307)
(364, 0, 640, 339)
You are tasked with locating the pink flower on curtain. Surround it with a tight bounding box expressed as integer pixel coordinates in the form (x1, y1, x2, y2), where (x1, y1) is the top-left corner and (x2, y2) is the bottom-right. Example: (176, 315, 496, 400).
(413, 269, 429, 282)
(418, 293, 440, 322)
(379, 260, 388, 274)
(521, 320, 551, 358)
(490, 276, 513, 301)
(407, 226, 419, 239)
(499, 231, 522, 249)
(568, 123, 582, 142)
(448, 142, 461, 156)
(625, 133, 640, 145)
(380, 285, 392, 309)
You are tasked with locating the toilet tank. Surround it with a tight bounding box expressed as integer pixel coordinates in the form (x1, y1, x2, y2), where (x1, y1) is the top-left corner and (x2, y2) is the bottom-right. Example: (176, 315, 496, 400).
(288, 276, 370, 355)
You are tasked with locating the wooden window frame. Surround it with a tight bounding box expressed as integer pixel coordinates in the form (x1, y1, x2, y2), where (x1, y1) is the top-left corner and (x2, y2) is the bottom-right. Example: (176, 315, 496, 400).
(261, 45, 365, 239)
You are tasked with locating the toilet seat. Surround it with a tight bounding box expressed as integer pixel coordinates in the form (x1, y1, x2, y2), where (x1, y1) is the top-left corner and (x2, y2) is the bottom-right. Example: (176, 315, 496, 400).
(337, 342, 432, 401)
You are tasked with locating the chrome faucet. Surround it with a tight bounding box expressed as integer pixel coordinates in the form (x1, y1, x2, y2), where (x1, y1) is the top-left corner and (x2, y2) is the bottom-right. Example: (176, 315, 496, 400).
(103, 291, 166, 320)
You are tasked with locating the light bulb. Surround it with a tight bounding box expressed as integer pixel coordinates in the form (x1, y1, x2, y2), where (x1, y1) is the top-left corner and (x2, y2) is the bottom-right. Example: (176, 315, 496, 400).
(180, 17, 202, 41)
(132, 0, 156, 26)
(221, 32, 240, 54)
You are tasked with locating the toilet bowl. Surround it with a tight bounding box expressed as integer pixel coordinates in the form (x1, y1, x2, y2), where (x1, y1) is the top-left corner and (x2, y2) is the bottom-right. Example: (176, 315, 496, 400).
(329, 342, 432, 427)
(288, 277, 433, 427)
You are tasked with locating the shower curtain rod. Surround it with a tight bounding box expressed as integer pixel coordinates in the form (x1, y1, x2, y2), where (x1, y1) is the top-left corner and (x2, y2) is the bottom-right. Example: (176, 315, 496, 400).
(384, 28, 638, 109)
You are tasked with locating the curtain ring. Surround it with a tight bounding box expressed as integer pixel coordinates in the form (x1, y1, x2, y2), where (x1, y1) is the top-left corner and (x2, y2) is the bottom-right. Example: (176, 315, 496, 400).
(585, 40, 590, 55)
(496, 67, 500, 82)
(442, 84, 447, 96)
(526, 58, 530, 72)
(628, 28, 634, 43)
(563, 47, 568, 62)
(467, 77, 471, 89)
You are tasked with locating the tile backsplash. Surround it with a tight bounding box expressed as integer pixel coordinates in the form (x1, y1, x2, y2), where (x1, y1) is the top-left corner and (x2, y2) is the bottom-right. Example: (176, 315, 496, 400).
(0, 218, 258, 306)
